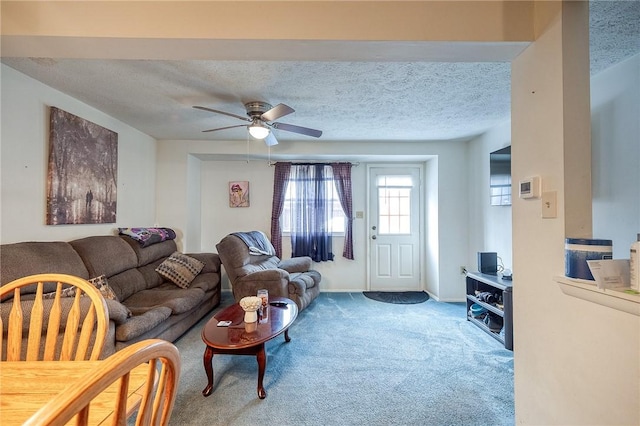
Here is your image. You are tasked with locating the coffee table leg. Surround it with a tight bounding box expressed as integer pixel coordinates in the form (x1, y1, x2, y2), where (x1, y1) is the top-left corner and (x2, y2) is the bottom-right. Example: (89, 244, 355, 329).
(256, 343, 267, 399)
(284, 329, 291, 342)
(202, 346, 215, 397)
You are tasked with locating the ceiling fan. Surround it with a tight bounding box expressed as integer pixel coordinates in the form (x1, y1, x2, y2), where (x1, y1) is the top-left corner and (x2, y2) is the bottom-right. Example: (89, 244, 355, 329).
(193, 101, 322, 146)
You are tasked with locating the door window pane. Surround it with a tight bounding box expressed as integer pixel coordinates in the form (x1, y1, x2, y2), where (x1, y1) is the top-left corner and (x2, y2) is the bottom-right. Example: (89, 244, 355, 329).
(377, 177, 412, 235)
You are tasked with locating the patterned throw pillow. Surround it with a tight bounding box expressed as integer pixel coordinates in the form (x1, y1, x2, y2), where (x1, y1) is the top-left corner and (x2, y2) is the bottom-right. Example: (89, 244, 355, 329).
(156, 252, 205, 289)
(43, 275, 118, 300)
(88, 275, 118, 300)
(42, 284, 76, 299)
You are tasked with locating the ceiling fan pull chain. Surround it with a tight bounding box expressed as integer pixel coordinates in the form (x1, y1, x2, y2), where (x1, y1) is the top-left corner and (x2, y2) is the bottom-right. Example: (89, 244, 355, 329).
(246, 131, 250, 163)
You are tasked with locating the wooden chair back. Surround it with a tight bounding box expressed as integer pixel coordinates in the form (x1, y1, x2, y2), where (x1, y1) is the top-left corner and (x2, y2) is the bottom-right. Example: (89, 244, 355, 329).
(0, 273, 109, 361)
(23, 339, 181, 426)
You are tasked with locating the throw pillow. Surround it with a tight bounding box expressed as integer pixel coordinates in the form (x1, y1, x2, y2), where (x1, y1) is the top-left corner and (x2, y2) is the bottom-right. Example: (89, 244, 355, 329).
(42, 275, 118, 300)
(42, 284, 76, 299)
(88, 275, 118, 300)
(156, 252, 205, 289)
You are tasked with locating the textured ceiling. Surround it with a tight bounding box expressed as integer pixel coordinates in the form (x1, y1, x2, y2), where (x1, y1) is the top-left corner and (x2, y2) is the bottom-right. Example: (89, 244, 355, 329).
(2, 1, 639, 143)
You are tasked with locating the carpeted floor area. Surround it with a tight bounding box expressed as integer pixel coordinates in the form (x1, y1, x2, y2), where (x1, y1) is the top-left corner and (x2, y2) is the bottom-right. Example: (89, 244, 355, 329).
(168, 292, 514, 426)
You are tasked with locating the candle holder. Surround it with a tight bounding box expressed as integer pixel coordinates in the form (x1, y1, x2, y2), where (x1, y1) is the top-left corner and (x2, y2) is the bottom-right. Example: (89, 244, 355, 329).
(239, 296, 262, 323)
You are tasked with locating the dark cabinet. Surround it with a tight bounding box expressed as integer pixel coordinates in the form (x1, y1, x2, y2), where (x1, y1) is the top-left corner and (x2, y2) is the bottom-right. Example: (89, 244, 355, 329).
(466, 271, 513, 350)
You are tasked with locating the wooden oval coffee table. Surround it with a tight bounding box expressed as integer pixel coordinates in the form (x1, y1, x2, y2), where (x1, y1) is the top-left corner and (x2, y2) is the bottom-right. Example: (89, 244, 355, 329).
(201, 296, 298, 399)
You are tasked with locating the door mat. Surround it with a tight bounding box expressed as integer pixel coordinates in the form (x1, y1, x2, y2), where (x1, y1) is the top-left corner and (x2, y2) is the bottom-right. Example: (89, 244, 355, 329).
(363, 291, 429, 304)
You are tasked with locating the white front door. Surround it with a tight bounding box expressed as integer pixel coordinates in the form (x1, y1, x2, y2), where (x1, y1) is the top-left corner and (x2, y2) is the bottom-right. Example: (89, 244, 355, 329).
(368, 166, 422, 291)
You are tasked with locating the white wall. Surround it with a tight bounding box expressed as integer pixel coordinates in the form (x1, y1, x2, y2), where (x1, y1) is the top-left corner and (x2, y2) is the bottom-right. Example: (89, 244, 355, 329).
(431, 142, 470, 301)
(467, 120, 513, 272)
(512, 3, 639, 425)
(591, 54, 640, 257)
(424, 156, 440, 297)
(0, 65, 157, 244)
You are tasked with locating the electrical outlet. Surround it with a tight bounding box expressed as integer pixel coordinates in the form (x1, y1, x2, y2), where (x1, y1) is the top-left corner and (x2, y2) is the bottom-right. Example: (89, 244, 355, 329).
(460, 266, 467, 275)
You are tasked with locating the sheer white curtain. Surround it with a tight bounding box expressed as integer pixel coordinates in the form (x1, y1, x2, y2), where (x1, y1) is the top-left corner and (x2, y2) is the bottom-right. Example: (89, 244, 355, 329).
(289, 164, 334, 261)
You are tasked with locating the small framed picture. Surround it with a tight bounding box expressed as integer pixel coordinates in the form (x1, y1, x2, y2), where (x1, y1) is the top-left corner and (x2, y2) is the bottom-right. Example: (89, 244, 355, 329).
(229, 181, 249, 207)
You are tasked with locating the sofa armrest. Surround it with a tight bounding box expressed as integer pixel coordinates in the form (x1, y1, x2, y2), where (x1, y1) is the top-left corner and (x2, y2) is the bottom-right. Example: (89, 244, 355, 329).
(186, 252, 221, 274)
(233, 269, 290, 299)
(288, 279, 307, 297)
(104, 299, 132, 325)
(278, 256, 312, 273)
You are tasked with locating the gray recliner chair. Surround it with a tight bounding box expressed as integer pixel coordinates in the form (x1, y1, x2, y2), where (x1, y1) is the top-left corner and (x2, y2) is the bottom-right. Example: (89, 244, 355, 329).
(216, 231, 321, 311)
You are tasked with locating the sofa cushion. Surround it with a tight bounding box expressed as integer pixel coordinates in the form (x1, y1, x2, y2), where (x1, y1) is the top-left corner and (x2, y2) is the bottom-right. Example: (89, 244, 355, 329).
(216, 234, 255, 283)
(189, 272, 221, 293)
(115, 306, 172, 342)
(137, 261, 165, 290)
(156, 252, 205, 288)
(70, 236, 138, 278)
(106, 269, 148, 302)
(120, 237, 177, 267)
(123, 284, 205, 315)
(0, 241, 89, 287)
(238, 257, 281, 277)
(186, 252, 221, 274)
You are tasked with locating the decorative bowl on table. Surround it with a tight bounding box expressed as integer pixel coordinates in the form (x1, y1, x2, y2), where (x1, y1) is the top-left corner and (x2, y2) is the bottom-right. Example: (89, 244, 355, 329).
(239, 296, 262, 323)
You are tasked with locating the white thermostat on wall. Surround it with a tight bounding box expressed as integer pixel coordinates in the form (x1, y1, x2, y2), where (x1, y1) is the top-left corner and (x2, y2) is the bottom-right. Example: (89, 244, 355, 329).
(519, 176, 540, 199)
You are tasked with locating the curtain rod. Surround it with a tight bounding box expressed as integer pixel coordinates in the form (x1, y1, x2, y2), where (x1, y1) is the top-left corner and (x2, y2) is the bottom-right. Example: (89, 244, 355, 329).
(268, 161, 360, 167)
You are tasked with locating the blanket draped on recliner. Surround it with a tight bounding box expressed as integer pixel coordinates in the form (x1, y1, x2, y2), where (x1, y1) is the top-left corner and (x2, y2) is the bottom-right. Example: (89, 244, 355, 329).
(232, 231, 276, 256)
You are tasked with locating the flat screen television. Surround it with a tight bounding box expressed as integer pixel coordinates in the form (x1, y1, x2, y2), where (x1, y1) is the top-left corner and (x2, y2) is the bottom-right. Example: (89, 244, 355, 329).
(490, 146, 511, 206)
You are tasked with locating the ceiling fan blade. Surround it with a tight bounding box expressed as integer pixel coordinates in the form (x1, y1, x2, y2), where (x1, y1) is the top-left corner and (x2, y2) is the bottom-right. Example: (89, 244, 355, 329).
(193, 106, 250, 122)
(271, 122, 322, 138)
(260, 103, 294, 122)
(202, 124, 248, 133)
(264, 132, 279, 146)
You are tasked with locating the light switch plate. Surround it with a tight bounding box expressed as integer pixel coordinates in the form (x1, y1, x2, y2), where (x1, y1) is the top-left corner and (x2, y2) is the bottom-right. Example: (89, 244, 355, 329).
(542, 191, 557, 218)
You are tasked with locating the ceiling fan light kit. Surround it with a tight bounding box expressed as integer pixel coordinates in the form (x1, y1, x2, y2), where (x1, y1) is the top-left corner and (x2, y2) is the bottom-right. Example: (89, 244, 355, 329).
(248, 121, 270, 139)
(194, 101, 322, 146)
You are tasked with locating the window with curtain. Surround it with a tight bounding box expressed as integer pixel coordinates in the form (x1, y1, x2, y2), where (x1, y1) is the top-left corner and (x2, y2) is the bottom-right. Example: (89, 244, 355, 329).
(281, 174, 345, 235)
(270, 162, 354, 262)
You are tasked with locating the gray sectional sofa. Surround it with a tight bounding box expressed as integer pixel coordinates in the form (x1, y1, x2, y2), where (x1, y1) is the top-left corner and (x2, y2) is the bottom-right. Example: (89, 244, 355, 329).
(1, 234, 221, 357)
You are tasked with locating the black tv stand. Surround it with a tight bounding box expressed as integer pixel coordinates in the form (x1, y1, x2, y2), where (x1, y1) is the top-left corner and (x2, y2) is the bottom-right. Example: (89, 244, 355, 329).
(465, 271, 513, 350)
